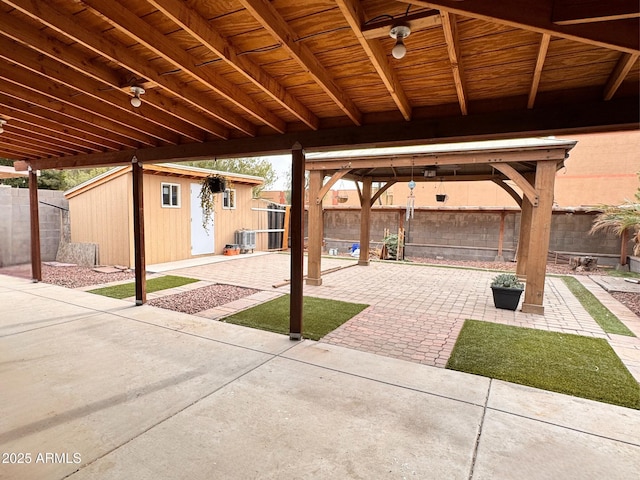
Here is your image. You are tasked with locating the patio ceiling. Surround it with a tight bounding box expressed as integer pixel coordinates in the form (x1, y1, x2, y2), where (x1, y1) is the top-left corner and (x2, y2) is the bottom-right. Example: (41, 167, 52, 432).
(0, 0, 638, 171)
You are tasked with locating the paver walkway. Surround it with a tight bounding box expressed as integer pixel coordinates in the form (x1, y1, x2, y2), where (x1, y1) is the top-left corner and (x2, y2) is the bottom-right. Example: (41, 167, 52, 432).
(161, 253, 640, 380)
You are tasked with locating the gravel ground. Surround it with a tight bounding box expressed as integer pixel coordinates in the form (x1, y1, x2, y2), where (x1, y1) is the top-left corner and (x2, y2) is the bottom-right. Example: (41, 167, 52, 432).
(147, 284, 259, 314)
(3, 258, 637, 318)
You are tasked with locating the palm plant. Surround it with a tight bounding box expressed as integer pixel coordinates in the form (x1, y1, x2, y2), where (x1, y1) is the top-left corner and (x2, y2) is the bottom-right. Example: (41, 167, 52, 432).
(589, 202, 640, 255)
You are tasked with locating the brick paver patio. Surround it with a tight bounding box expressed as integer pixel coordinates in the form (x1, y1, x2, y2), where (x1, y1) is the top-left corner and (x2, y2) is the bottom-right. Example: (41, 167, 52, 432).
(159, 253, 640, 379)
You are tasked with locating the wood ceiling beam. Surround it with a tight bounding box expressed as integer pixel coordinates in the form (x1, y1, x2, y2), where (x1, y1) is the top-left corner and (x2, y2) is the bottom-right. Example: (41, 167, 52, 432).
(0, 12, 228, 139)
(15, 96, 637, 171)
(440, 12, 468, 115)
(335, 0, 412, 121)
(1, 133, 73, 157)
(147, 0, 319, 130)
(0, 37, 193, 144)
(2, 0, 244, 137)
(238, 0, 363, 126)
(82, 0, 286, 134)
(4, 117, 97, 153)
(369, 174, 503, 183)
(603, 53, 639, 101)
(6, 128, 84, 155)
(0, 68, 163, 147)
(551, 0, 640, 26)
(400, 0, 639, 54)
(361, 9, 442, 40)
(528, 34, 551, 109)
(0, 137, 57, 159)
(0, 91, 133, 150)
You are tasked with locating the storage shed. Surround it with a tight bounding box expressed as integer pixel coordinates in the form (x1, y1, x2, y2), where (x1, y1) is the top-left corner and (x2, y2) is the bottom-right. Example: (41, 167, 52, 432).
(64, 163, 263, 267)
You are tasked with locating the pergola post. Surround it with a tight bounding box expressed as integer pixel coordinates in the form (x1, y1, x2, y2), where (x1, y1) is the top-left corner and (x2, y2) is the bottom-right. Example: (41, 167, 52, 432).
(358, 177, 372, 266)
(516, 197, 533, 278)
(132, 157, 146, 305)
(28, 167, 42, 282)
(522, 160, 557, 314)
(289, 143, 305, 340)
(307, 170, 323, 286)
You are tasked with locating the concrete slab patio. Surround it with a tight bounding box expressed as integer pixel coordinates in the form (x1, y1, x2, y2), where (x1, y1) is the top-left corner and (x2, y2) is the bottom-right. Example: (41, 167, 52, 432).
(1, 274, 639, 479)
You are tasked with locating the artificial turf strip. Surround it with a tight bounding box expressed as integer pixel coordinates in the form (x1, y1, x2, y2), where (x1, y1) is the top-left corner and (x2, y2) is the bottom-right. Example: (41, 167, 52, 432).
(562, 276, 635, 336)
(88, 275, 199, 299)
(222, 295, 368, 341)
(446, 320, 640, 410)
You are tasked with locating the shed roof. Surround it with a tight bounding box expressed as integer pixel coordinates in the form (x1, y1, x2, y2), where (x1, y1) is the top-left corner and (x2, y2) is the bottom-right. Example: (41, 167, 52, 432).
(64, 163, 263, 199)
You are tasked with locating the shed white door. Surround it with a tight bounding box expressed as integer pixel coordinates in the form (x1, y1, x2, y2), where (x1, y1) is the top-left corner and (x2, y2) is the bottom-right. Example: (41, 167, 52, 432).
(190, 183, 214, 255)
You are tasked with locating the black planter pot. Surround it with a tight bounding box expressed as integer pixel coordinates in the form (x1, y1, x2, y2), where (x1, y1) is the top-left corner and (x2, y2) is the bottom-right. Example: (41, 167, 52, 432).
(435, 194, 447, 202)
(491, 286, 523, 310)
(207, 176, 226, 193)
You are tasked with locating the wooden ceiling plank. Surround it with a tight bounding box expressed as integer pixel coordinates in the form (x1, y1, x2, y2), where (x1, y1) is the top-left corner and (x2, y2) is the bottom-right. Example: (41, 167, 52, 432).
(400, 0, 639, 54)
(0, 13, 226, 139)
(441, 12, 468, 115)
(4, 116, 104, 153)
(0, 37, 192, 144)
(528, 33, 551, 108)
(552, 0, 640, 26)
(2, 132, 76, 157)
(361, 9, 442, 40)
(147, 0, 319, 130)
(3, 0, 247, 136)
(603, 53, 639, 100)
(0, 65, 163, 146)
(82, 0, 286, 133)
(0, 92, 130, 150)
(335, 0, 412, 121)
(0, 137, 59, 158)
(238, 0, 363, 125)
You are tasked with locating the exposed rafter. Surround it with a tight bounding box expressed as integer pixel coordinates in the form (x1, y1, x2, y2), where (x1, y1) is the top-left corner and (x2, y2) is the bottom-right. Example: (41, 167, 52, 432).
(146, 0, 319, 131)
(528, 34, 551, 109)
(400, 0, 639, 54)
(81, 0, 286, 133)
(603, 53, 639, 101)
(238, 0, 363, 126)
(551, 0, 640, 25)
(335, 0, 412, 121)
(440, 11, 468, 115)
(361, 9, 442, 40)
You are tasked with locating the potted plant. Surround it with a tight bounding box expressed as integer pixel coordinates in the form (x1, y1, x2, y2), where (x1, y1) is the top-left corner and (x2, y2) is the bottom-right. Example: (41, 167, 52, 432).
(490, 273, 524, 310)
(435, 193, 448, 203)
(199, 174, 227, 231)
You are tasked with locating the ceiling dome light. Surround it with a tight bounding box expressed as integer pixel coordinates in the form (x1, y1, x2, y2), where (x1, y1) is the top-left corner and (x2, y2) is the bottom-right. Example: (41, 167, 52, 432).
(130, 86, 145, 108)
(0, 119, 6, 134)
(389, 24, 411, 60)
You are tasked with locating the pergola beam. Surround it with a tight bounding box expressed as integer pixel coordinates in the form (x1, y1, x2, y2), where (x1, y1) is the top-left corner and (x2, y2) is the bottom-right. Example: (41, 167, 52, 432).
(317, 170, 351, 202)
(551, 0, 640, 25)
(492, 163, 539, 206)
(528, 34, 551, 109)
(441, 11, 468, 115)
(603, 53, 639, 101)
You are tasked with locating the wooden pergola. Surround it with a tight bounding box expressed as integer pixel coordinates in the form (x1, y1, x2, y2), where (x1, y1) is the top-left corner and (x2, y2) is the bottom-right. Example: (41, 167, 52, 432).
(305, 138, 576, 314)
(0, 1, 637, 335)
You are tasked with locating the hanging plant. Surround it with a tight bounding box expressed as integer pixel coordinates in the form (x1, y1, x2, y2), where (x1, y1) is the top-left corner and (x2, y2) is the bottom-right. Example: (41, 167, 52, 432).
(199, 174, 227, 231)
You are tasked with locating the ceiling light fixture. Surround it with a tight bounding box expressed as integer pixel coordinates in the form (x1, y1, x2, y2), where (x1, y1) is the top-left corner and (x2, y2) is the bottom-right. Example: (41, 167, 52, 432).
(390, 24, 411, 59)
(130, 86, 145, 108)
(0, 119, 6, 134)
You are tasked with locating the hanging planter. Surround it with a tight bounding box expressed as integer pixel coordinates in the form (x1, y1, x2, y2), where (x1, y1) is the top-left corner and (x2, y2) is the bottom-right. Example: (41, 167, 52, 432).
(199, 174, 227, 231)
(337, 194, 349, 203)
(435, 194, 448, 203)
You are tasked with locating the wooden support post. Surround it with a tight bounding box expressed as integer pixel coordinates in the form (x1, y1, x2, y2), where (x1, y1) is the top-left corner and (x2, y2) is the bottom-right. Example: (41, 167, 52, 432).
(522, 161, 557, 315)
(132, 157, 146, 305)
(358, 177, 372, 266)
(282, 206, 290, 250)
(28, 168, 42, 282)
(307, 170, 323, 286)
(289, 143, 305, 340)
(496, 211, 506, 261)
(516, 175, 534, 279)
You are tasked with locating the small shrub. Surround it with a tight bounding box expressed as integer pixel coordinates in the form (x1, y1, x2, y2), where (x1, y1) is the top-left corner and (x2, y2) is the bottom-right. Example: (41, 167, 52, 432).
(491, 273, 524, 289)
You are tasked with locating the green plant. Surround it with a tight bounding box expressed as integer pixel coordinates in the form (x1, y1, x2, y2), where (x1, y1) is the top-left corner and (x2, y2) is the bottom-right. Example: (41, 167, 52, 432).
(491, 273, 524, 289)
(589, 202, 640, 256)
(199, 174, 227, 230)
(383, 233, 401, 260)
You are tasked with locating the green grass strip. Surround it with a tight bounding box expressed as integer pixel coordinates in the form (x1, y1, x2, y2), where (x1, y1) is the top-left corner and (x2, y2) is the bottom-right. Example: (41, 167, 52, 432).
(89, 275, 199, 299)
(223, 295, 368, 341)
(562, 276, 635, 336)
(447, 319, 640, 409)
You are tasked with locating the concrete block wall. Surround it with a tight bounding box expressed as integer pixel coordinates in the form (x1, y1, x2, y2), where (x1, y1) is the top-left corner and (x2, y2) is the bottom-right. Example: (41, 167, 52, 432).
(0, 186, 68, 267)
(320, 207, 622, 263)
